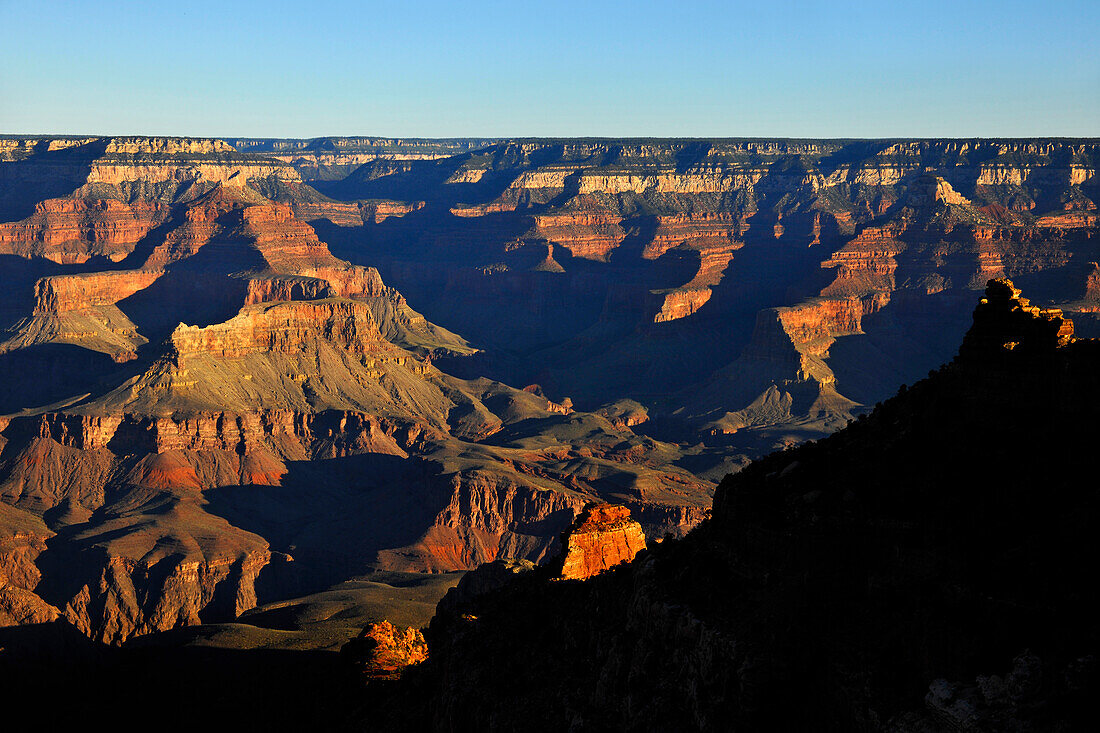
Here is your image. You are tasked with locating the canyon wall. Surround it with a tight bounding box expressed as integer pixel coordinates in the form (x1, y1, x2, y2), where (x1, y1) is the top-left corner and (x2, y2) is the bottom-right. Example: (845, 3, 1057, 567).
(0, 135, 1095, 646)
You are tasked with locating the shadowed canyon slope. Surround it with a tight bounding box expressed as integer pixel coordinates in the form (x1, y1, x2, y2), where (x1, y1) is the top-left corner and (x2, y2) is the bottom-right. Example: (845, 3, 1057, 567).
(379, 280, 1099, 731)
(0, 135, 1097, 647)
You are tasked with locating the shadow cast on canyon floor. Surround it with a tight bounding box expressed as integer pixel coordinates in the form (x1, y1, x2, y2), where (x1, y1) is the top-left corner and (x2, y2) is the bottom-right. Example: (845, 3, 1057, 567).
(204, 452, 450, 601)
(0, 342, 125, 414)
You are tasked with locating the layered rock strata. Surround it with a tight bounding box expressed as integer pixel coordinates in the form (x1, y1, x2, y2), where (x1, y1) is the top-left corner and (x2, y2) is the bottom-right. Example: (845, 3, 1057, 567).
(557, 504, 647, 580)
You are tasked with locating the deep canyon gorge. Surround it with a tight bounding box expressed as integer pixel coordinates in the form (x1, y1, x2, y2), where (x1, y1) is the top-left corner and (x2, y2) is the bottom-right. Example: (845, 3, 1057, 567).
(0, 134, 1096, 729)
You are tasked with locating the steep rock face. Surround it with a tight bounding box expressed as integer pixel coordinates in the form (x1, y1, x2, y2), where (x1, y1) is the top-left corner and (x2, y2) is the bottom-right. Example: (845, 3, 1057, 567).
(238, 202, 344, 271)
(84, 158, 297, 192)
(682, 294, 885, 436)
(557, 504, 646, 580)
(59, 546, 271, 645)
(533, 212, 627, 261)
(0, 503, 58, 626)
(34, 270, 163, 314)
(386, 280, 1100, 731)
(240, 266, 389, 306)
(381, 472, 590, 572)
(168, 299, 395, 362)
(0, 198, 165, 264)
(102, 137, 235, 155)
(359, 200, 427, 223)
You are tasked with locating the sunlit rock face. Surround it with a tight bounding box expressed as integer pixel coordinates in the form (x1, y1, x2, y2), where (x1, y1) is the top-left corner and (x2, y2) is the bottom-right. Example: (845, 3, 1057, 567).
(341, 620, 428, 680)
(557, 504, 647, 580)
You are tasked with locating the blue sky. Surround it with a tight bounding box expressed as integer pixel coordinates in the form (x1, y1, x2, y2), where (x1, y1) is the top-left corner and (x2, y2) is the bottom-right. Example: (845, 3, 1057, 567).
(1, 0, 1097, 138)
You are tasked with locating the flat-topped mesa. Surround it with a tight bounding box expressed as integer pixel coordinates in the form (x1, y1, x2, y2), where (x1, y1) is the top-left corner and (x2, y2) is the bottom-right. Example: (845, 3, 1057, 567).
(168, 299, 393, 362)
(959, 277, 1075, 359)
(34, 270, 162, 314)
(557, 503, 647, 580)
(0, 136, 100, 161)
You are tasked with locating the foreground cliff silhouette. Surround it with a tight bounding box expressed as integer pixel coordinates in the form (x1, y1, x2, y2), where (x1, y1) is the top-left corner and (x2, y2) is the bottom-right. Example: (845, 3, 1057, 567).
(369, 279, 1098, 731)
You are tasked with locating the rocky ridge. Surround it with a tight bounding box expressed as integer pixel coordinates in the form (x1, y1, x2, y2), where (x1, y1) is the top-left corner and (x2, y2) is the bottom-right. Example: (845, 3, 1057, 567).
(381, 279, 1100, 731)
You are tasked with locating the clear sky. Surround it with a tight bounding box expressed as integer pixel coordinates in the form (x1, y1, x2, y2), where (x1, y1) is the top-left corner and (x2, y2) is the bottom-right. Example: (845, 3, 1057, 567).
(1, 0, 1097, 138)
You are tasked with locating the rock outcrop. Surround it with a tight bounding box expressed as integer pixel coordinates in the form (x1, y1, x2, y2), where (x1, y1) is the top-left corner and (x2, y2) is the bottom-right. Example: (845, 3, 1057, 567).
(556, 504, 646, 580)
(0, 503, 58, 626)
(341, 621, 429, 680)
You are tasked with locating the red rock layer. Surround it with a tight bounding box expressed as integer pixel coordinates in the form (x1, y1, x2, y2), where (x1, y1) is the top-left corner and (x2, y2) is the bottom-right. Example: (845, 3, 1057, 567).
(28, 409, 424, 458)
(360, 200, 425, 223)
(743, 294, 889, 367)
(649, 214, 743, 322)
(533, 212, 626, 261)
(33, 270, 162, 314)
(643, 213, 743, 260)
(240, 203, 344, 271)
(558, 504, 647, 580)
(820, 225, 905, 297)
(0, 198, 165, 264)
(242, 275, 333, 305)
(654, 288, 716, 322)
(290, 200, 364, 226)
(775, 296, 887, 355)
(241, 265, 390, 306)
(168, 300, 402, 363)
(142, 186, 248, 267)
